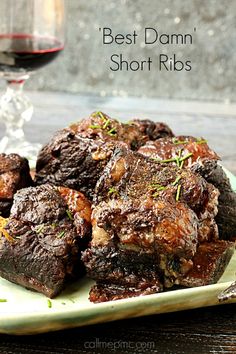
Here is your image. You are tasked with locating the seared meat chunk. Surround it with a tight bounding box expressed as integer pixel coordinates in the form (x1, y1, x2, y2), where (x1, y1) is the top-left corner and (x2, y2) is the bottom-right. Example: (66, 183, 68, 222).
(35, 112, 173, 199)
(69, 111, 142, 148)
(180, 241, 234, 287)
(0, 153, 33, 216)
(70, 112, 173, 148)
(138, 136, 219, 175)
(0, 184, 91, 298)
(138, 136, 236, 240)
(84, 246, 162, 303)
(131, 119, 174, 141)
(89, 282, 162, 303)
(207, 165, 236, 240)
(35, 130, 116, 199)
(83, 148, 222, 302)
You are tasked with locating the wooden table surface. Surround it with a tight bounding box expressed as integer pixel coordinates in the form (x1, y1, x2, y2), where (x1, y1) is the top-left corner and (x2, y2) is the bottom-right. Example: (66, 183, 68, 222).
(0, 92, 236, 354)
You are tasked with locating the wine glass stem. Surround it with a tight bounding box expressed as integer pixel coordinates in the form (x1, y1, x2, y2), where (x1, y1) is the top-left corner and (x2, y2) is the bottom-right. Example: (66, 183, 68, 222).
(0, 78, 33, 148)
(5, 81, 25, 137)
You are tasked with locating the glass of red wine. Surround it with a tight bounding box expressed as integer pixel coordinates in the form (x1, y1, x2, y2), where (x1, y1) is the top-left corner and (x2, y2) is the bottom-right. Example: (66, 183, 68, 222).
(0, 0, 65, 164)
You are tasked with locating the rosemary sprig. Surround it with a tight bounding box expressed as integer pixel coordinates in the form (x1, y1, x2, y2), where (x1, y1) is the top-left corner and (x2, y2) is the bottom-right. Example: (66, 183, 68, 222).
(152, 157, 177, 163)
(57, 231, 65, 238)
(196, 138, 207, 145)
(103, 118, 110, 129)
(152, 191, 160, 198)
(149, 183, 167, 198)
(89, 124, 101, 129)
(35, 225, 44, 234)
(66, 209, 74, 221)
(172, 137, 189, 145)
(97, 111, 106, 121)
(108, 187, 119, 196)
(179, 152, 193, 162)
(176, 184, 182, 201)
(150, 184, 166, 191)
(152, 152, 193, 168)
(107, 127, 117, 136)
(89, 112, 117, 136)
(172, 175, 182, 186)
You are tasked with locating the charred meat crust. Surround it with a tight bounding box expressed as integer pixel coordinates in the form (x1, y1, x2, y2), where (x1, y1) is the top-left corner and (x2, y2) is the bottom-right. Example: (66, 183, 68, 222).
(69, 112, 174, 148)
(83, 240, 234, 302)
(180, 240, 235, 287)
(138, 136, 219, 174)
(35, 113, 173, 199)
(82, 245, 161, 286)
(0, 184, 92, 298)
(0, 153, 33, 216)
(35, 129, 118, 200)
(89, 282, 162, 303)
(82, 245, 163, 303)
(139, 136, 236, 241)
(206, 165, 236, 240)
(131, 119, 174, 141)
(94, 147, 219, 242)
(83, 147, 223, 301)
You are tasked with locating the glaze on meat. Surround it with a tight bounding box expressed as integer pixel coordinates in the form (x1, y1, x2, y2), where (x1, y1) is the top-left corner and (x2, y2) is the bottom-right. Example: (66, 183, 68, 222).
(35, 112, 173, 199)
(82, 148, 234, 302)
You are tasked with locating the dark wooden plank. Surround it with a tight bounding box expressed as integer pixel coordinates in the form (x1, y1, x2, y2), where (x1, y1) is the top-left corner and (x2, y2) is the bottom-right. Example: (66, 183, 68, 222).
(1, 304, 236, 353)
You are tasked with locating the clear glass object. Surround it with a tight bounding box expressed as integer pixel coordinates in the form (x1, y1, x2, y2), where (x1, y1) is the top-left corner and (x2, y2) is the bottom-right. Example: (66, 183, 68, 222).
(0, 0, 65, 165)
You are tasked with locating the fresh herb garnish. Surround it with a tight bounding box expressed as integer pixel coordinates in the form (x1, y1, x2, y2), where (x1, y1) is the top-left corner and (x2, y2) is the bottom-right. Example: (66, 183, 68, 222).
(89, 112, 117, 136)
(108, 187, 119, 196)
(0, 299, 7, 302)
(152, 152, 193, 168)
(97, 111, 106, 121)
(107, 127, 117, 136)
(152, 191, 161, 198)
(149, 183, 166, 190)
(89, 124, 101, 129)
(66, 209, 74, 221)
(172, 137, 189, 145)
(179, 152, 193, 162)
(149, 183, 167, 198)
(47, 299, 52, 308)
(57, 231, 65, 238)
(103, 118, 110, 129)
(176, 184, 182, 201)
(152, 157, 177, 163)
(196, 138, 207, 145)
(172, 175, 182, 186)
(180, 160, 184, 169)
(35, 225, 44, 234)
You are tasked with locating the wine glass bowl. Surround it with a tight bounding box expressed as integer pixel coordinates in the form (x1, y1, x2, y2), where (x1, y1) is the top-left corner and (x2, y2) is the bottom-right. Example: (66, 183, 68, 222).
(0, 0, 65, 164)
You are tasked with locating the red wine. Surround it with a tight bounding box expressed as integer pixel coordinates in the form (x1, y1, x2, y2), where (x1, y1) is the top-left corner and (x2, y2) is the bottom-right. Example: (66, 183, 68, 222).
(0, 34, 64, 72)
